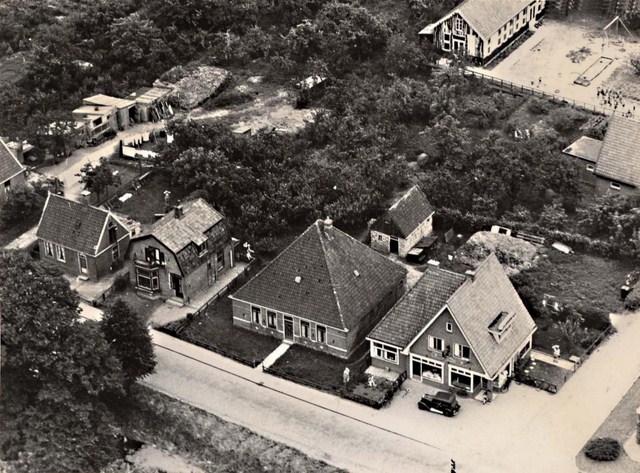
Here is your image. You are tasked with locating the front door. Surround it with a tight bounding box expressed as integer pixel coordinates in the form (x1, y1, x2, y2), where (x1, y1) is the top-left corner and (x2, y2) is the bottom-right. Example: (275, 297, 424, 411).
(171, 274, 184, 298)
(79, 254, 88, 274)
(284, 316, 294, 340)
(390, 237, 399, 254)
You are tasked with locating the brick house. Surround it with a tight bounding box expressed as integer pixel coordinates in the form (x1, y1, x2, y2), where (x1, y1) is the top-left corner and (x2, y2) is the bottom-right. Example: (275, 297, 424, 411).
(128, 199, 237, 302)
(563, 117, 640, 195)
(230, 218, 407, 359)
(419, 0, 546, 64)
(368, 254, 536, 395)
(36, 194, 131, 280)
(370, 185, 435, 258)
(0, 137, 27, 204)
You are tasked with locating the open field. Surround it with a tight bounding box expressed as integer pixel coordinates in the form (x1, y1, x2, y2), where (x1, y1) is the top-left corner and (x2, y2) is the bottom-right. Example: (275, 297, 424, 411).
(475, 18, 640, 116)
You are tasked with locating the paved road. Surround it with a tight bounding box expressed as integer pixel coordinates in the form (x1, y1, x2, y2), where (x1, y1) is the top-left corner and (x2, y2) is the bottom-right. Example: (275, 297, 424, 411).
(46, 122, 164, 201)
(144, 311, 640, 473)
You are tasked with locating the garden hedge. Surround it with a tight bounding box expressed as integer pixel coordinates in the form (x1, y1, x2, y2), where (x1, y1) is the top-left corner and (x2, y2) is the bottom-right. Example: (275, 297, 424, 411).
(584, 437, 621, 461)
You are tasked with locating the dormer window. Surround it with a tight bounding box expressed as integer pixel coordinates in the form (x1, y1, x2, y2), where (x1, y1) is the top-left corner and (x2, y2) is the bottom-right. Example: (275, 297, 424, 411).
(488, 311, 516, 342)
(196, 241, 207, 256)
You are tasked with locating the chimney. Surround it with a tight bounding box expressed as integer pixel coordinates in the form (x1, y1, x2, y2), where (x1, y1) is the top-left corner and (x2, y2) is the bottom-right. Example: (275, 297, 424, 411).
(323, 216, 334, 237)
(174, 203, 184, 219)
(465, 269, 476, 281)
(427, 259, 440, 267)
(79, 190, 91, 205)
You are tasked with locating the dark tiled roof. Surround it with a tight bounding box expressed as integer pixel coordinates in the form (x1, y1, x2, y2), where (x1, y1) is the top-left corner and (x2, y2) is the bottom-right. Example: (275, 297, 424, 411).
(0, 137, 25, 184)
(595, 117, 640, 187)
(146, 199, 224, 253)
(232, 220, 407, 330)
(447, 254, 536, 377)
(562, 136, 603, 164)
(36, 194, 110, 255)
(372, 186, 434, 238)
(369, 266, 466, 347)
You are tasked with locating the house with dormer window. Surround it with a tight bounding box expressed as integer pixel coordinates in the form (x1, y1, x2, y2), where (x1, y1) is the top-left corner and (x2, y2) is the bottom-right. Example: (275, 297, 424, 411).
(36, 194, 131, 281)
(230, 218, 407, 359)
(128, 199, 237, 302)
(367, 253, 536, 395)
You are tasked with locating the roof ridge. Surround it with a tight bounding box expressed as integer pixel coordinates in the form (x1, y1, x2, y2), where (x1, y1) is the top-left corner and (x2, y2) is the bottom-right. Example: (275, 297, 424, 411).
(48, 192, 110, 216)
(315, 222, 349, 331)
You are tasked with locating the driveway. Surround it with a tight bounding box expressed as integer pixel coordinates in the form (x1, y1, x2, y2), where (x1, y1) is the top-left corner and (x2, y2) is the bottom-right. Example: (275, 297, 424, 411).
(145, 310, 640, 473)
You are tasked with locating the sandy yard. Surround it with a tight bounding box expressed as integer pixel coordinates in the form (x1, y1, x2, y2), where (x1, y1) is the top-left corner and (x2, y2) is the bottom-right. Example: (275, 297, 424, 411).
(188, 75, 319, 133)
(471, 18, 640, 118)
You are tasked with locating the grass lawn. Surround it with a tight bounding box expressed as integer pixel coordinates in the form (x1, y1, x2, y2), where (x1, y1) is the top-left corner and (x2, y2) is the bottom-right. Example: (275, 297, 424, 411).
(110, 171, 190, 225)
(576, 376, 640, 473)
(178, 296, 280, 364)
(111, 385, 344, 473)
(270, 341, 370, 391)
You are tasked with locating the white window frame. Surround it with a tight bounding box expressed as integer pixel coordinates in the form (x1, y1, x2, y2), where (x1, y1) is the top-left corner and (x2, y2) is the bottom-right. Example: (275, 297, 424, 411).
(454, 17, 465, 35)
(428, 335, 444, 352)
(411, 355, 444, 383)
(446, 322, 453, 333)
(216, 251, 225, 269)
(454, 343, 471, 360)
(317, 325, 327, 343)
(610, 182, 621, 190)
(449, 366, 474, 392)
(301, 320, 310, 339)
(371, 341, 399, 364)
(267, 310, 277, 329)
(55, 244, 65, 262)
(586, 164, 595, 172)
(44, 241, 54, 258)
(251, 306, 261, 324)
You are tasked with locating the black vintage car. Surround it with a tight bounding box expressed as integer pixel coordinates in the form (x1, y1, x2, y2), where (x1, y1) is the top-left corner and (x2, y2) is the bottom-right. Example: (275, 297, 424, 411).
(417, 391, 460, 417)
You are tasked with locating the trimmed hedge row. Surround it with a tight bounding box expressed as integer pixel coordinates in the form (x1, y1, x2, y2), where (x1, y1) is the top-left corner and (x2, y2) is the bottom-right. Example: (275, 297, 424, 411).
(434, 207, 635, 259)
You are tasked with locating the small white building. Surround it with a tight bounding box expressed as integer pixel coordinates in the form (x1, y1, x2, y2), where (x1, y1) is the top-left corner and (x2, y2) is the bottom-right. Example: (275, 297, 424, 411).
(370, 185, 435, 258)
(419, 0, 546, 64)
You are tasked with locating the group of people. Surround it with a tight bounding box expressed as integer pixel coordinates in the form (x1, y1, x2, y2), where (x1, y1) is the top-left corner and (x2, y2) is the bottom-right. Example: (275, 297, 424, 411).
(597, 86, 636, 117)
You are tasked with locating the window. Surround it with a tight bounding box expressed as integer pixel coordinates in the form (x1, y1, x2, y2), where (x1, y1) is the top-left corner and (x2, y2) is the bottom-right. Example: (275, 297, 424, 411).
(450, 366, 473, 391)
(251, 306, 261, 324)
(301, 320, 310, 338)
(108, 223, 117, 244)
(454, 17, 464, 35)
(267, 311, 277, 329)
(411, 355, 443, 383)
(44, 241, 54, 258)
(55, 245, 65, 262)
(317, 325, 326, 343)
(216, 252, 225, 269)
(137, 268, 159, 291)
(196, 242, 207, 256)
(610, 182, 621, 190)
(454, 343, 471, 360)
(3, 180, 11, 193)
(144, 247, 165, 265)
(446, 322, 453, 333)
(371, 342, 399, 364)
(378, 234, 383, 241)
(586, 165, 595, 172)
(428, 335, 444, 352)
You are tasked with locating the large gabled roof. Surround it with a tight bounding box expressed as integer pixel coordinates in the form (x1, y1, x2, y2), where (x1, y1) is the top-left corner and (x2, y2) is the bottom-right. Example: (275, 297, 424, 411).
(446, 254, 536, 377)
(372, 186, 434, 239)
(0, 137, 26, 184)
(36, 194, 113, 255)
(420, 0, 533, 40)
(594, 116, 640, 187)
(369, 265, 466, 347)
(232, 219, 407, 330)
(139, 198, 224, 254)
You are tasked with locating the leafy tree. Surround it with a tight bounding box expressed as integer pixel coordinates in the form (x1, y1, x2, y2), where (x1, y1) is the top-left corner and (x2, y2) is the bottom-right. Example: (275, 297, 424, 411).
(503, 205, 533, 223)
(100, 298, 156, 389)
(556, 306, 589, 354)
(538, 199, 567, 230)
(0, 253, 124, 473)
(76, 157, 121, 203)
(0, 184, 45, 229)
(577, 192, 640, 238)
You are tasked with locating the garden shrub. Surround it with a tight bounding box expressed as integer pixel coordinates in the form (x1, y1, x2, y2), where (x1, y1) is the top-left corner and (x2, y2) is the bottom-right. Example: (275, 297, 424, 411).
(113, 273, 129, 292)
(584, 437, 621, 462)
(624, 289, 640, 311)
(548, 107, 588, 133)
(207, 89, 255, 109)
(527, 97, 551, 115)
